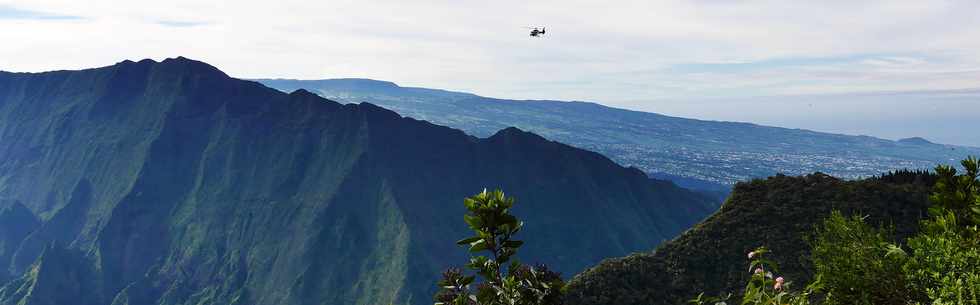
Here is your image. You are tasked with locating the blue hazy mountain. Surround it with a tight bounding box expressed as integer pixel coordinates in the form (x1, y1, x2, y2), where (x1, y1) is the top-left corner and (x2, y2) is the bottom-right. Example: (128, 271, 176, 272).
(647, 90, 980, 147)
(258, 78, 979, 191)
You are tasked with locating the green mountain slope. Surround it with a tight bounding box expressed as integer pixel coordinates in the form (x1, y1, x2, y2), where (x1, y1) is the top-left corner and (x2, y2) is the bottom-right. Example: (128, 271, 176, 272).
(564, 171, 936, 305)
(257, 78, 979, 190)
(0, 200, 38, 282)
(0, 58, 715, 305)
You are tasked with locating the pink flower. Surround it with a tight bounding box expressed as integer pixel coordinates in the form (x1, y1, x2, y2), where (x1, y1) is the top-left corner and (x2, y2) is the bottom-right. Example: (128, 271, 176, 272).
(747, 251, 756, 259)
(754, 268, 763, 275)
(774, 277, 785, 290)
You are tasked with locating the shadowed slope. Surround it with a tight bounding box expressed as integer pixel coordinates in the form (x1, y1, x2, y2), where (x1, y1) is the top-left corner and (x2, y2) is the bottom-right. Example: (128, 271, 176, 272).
(0, 58, 715, 305)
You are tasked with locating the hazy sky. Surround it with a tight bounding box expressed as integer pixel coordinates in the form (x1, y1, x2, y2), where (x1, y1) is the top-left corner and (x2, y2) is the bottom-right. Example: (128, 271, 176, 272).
(1, 0, 978, 144)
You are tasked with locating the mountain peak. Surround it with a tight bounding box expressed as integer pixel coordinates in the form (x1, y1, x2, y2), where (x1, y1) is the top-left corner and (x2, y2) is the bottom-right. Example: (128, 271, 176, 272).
(160, 56, 196, 64)
(109, 57, 228, 79)
(898, 137, 934, 145)
(0, 59, 718, 305)
(288, 88, 319, 98)
(488, 127, 548, 142)
(160, 56, 228, 76)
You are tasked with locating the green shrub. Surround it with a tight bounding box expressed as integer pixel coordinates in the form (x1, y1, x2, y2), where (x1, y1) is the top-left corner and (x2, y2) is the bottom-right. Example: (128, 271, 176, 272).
(691, 156, 979, 305)
(809, 211, 918, 305)
(690, 247, 822, 305)
(903, 212, 980, 304)
(929, 156, 980, 227)
(810, 156, 980, 305)
(434, 189, 565, 305)
(903, 156, 980, 305)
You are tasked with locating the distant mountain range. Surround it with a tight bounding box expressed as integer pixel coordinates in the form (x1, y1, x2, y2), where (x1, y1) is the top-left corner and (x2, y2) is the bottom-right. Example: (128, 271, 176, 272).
(647, 89, 980, 147)
(0, 58, 715, 305)
(258, 78, 979, 192)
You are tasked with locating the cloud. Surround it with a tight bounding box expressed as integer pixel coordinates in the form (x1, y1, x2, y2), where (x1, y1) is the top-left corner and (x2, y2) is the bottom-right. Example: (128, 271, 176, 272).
(155, 20, 209, 27)
(0, 4, 82, 20)
(0, 0, 978, 104)
(665, 54, 930, 74)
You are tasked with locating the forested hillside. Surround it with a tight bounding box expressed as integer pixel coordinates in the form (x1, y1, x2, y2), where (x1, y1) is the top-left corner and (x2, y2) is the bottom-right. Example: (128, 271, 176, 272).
(0, 58, 715, 305)
(565, 171, 936, 305)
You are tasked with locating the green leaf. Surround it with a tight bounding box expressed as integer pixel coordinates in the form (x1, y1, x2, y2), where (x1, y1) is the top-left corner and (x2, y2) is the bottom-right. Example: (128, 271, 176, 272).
(464, 215, 482, 229)
(461, 275, 475, 286)
(456, 237, 482, 245)
(470, 239, 489, 252)
(883, 243, 907, 258)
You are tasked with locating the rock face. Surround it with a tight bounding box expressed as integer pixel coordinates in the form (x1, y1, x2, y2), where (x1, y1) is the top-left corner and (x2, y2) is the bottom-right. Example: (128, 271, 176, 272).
(564, 171, 936, 305)
(0, 57, 716, 305)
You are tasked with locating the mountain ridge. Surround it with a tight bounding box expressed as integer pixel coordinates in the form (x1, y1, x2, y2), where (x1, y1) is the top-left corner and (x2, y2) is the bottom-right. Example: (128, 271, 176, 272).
(0, 57, 716, 305)
(257, 78, 979, 191)
(256, 78, 976, 148)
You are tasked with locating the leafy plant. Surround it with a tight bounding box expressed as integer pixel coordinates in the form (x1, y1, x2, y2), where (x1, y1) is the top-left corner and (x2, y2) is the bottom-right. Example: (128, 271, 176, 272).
(929, 156, 980, 230)
(903, 210, 980, 305)
(434, 189, 564, 305)
(808, 156, 980, 305)
(903, 157, 980, 305)
(809, 211, 919, 304)
(691, 247, 822, 305)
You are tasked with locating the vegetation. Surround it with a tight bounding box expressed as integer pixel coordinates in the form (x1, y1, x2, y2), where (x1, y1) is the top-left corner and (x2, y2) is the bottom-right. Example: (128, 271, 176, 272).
(690, 157, 980, 305)
(809, 157, 980, 304)
(809, 212, 917, 304)
(566, 170, 934, 305)
(690, 247, 822, 305)
(902, 156, 980, 304)
(904, 212, 980, 304)
(435, 189, 564, 305)
(0, 58, 716, 305)
(1, 57, 973, 305)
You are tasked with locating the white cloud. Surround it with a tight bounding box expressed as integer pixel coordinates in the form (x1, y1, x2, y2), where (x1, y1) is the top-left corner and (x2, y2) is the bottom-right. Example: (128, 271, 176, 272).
(1, 0, 979, 104)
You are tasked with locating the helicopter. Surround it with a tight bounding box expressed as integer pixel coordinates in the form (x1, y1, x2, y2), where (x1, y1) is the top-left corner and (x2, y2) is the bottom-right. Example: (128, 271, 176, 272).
(527, 27, 546, 37)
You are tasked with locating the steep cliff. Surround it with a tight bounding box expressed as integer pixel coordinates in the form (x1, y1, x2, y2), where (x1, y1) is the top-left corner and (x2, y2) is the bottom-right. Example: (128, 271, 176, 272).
(0, 58, 715, 305)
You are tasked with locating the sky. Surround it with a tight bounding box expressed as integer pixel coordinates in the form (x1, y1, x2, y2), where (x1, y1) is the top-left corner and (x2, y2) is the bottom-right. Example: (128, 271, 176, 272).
(0, 0, 978, 145)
